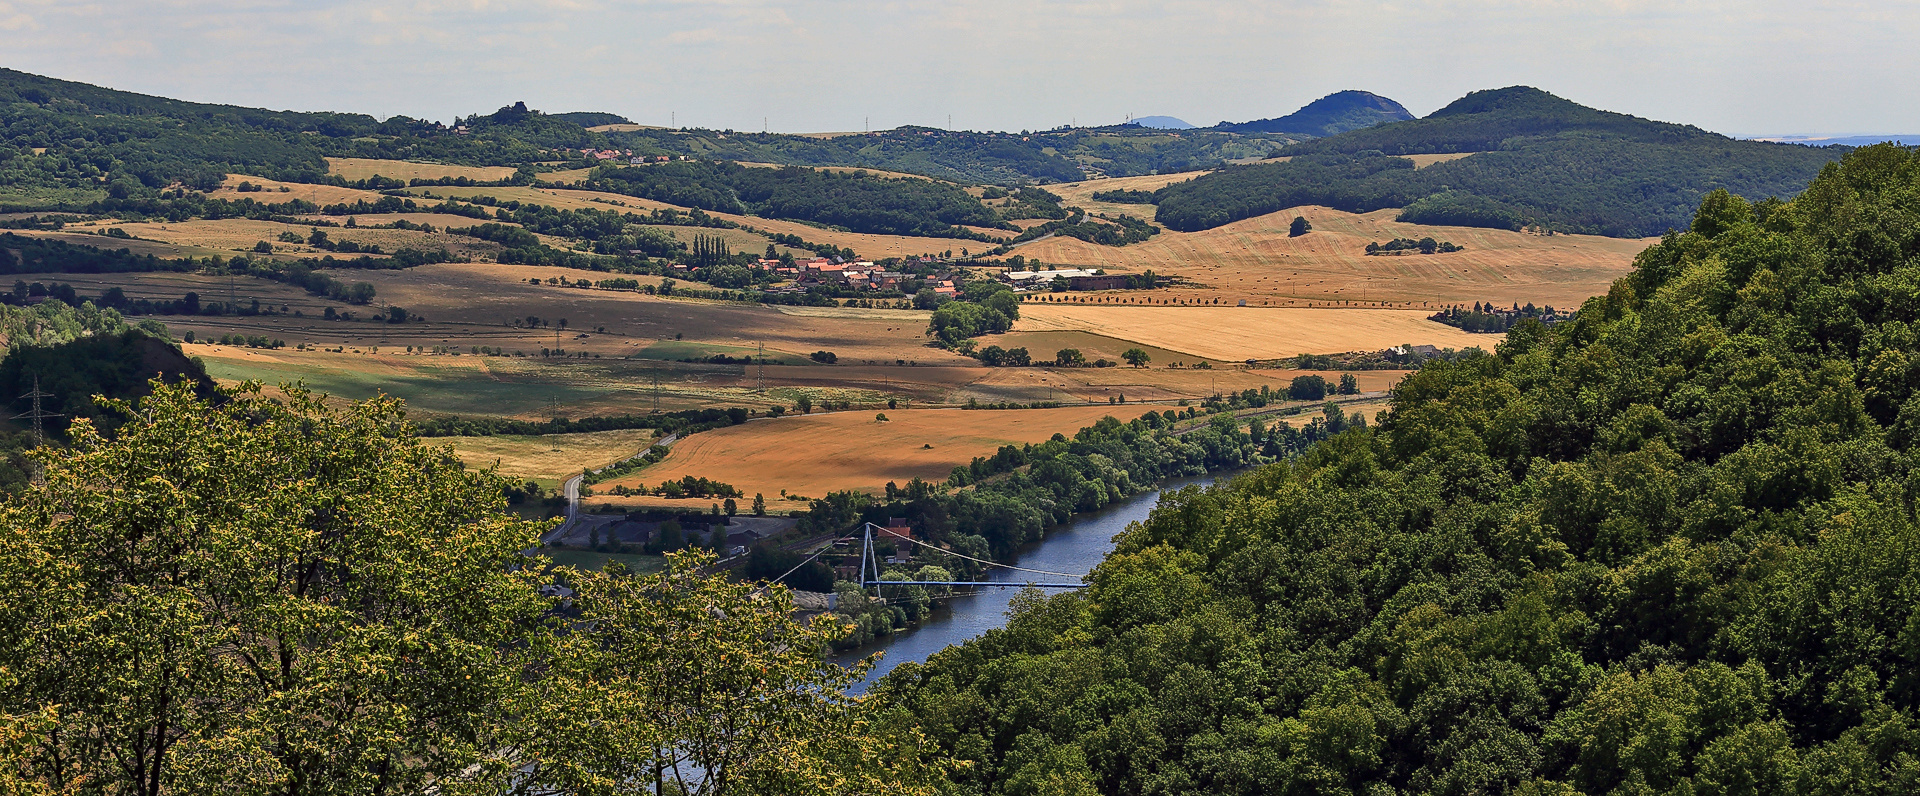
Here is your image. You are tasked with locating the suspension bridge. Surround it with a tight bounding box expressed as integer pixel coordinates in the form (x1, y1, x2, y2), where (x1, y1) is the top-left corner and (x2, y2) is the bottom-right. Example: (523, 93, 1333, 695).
(855, 522, 1088, 590)
(769, 522, 1089, 596)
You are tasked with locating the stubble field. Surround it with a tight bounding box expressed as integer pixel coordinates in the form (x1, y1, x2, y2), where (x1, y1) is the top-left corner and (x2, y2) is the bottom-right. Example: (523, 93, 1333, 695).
(325, 158, 518, 183)
(1015, 182, 1651, 308)
(593, 405, 1160, 507)
(1011, 304, 1497, 361)
(439, 428, 657, 489)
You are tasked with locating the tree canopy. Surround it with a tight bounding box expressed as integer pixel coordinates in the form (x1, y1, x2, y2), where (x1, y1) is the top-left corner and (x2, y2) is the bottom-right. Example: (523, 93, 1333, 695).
(874, 144, 1920, 795)
(0, 382, 940, 795)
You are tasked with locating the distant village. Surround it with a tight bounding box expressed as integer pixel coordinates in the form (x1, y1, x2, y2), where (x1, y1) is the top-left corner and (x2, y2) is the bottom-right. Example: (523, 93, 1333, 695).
(654, 253, 1137, 297)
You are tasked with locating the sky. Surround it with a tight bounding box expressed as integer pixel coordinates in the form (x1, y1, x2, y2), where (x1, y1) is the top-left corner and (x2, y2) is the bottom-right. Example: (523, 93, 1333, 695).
(1, 0, 1914, 137)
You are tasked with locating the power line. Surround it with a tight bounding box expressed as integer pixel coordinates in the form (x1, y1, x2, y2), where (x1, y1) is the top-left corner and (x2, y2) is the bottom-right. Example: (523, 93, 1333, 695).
(12, 375, 60, 483)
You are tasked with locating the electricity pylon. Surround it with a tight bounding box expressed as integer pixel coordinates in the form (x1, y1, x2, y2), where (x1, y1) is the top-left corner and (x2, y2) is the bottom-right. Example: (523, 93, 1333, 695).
(12, 375, 60, 483)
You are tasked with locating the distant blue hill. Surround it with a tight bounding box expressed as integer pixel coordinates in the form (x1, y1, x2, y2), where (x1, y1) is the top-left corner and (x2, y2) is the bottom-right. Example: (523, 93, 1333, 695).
(1754, 135, 1920, 147)
(1131, 115, 1195, 130)
(1214, 90, 1413, 136)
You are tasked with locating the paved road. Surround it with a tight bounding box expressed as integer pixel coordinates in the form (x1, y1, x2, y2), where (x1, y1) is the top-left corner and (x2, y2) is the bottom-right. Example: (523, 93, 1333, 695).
(546, 431, 679, 544)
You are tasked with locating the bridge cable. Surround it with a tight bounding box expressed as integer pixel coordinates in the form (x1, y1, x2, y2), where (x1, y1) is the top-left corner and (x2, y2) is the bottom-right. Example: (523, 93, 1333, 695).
(886, 530, 1088, 581)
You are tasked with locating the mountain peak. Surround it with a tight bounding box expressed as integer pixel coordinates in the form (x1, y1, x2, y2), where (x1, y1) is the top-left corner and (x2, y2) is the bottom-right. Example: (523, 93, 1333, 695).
(1214, 91, 1414, 137)
(1427, 86, 1581, 118)
(1131, 115, 1195, 130)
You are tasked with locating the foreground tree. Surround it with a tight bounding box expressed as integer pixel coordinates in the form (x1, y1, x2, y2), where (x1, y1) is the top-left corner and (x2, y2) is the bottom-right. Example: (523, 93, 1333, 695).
(498, 553, 946, 796)
(0, 383, 549, 794)
(0, 383, 942, 796)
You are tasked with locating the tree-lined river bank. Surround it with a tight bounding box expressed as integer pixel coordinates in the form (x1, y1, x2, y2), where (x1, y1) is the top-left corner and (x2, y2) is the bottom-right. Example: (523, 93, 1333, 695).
(835, 472, 1229, 692)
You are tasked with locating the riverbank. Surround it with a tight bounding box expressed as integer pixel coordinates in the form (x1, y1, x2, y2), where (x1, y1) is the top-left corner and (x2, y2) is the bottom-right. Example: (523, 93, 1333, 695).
(832, 471, 1231, 692)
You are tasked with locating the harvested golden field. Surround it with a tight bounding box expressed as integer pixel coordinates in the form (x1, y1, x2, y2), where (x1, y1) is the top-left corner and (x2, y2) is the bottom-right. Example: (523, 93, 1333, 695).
(958, 359, 1410, 403)
(412, 185, 667, 213)
(1004, 205, 1650, 308)
(52, 217, 501, 260)
(1405, 153, 1479, 168)
(409, 186, 989, 259)
(594, 405, 1159, 503)
(688, 213, 980, 259)
(325, 158, 517, 183)
(1013, 304, 1495, 360)
(336, 262, 956, 363)
(585, 124, 666, 133)
(535, 168, 597, 185)
(735, 162, 941, 182)
(978, 330, 1200, 366)
(1047, 171, 1208, 218)
(5, 229, 232, 260)
(214, 175, 387, 206)
(631, 225, 809, 258)
(440, 428, 656, 488)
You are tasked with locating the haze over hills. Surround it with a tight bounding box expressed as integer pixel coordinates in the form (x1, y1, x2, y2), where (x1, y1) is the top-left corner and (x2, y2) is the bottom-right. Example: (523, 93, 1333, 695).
(1753, 134, 1920, 147)
(1130, 116, 1195, 130)
(1153, 86, 1843, 237)
(0, 68, 1854, 241)
(1213, 90, 1415, 136)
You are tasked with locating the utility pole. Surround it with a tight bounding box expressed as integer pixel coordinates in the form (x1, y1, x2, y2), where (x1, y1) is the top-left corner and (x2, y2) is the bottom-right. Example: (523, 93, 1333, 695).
(13, 376, 60, 484)
(756, 341, 766, 391)
(547, 394, 561, 451)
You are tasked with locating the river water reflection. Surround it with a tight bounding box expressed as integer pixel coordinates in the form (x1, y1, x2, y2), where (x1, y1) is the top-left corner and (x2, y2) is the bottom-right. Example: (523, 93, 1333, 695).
(835, 472, 1230, 693)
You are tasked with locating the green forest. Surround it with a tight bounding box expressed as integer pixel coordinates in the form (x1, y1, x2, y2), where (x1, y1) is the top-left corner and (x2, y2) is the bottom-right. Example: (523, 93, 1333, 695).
(1153, 88, 1844, 237)
(583, 161, 1007, 238)
(0, 66, 1319, 215)
(872, 146, 1920, 794)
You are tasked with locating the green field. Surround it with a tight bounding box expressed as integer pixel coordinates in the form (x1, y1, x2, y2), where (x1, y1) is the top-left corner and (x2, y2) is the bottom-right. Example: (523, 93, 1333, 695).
(196, 354, 611, 417)
(633, 339, 811, 365)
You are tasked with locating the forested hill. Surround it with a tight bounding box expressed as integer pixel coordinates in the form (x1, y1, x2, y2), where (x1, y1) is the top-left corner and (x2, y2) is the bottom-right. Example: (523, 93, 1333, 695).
(877, 145, 1920, 795)
(1282, 85, 1717, 155)
(1153, 87, 1844, 237)
(1213, 90, 1414, 136)
(0, 67, 1316, 207)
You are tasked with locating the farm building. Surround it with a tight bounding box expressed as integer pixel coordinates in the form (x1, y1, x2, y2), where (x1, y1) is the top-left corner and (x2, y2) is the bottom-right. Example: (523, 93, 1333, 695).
(998, 268, 1131, 292)
(1067, 274, 1131, 291)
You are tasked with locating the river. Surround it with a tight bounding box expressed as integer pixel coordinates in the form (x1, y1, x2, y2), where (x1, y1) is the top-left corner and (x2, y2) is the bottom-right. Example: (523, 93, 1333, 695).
(834, 471, 1230, 693)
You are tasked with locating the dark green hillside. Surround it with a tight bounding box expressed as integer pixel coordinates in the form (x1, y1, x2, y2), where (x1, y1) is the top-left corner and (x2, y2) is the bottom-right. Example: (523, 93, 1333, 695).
(878, 145, 1920, 795)
(1214, 89, 1414, 136)
(551, 111, 633, 127)
(1286, 86, 1712, 155)
(1154, 87, 1842, 237)
(585, 161, 1007, 238)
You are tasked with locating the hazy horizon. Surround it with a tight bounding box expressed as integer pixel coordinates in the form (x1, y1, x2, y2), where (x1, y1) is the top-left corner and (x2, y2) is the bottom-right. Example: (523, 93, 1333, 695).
(1, 1, 1914, 137)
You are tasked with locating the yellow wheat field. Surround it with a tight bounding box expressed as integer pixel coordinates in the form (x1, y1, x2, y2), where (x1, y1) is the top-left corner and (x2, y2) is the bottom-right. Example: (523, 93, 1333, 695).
(1013, 304, 1499, 360)
(326, 158, 519, 182)
(594, 405, 1159, 502)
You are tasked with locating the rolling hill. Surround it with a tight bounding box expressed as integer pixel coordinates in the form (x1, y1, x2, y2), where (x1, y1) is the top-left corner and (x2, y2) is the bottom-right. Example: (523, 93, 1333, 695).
(1154, 87, 1844, 237)
(1213, 89, 1414, 136)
